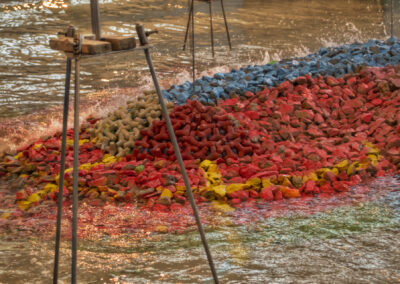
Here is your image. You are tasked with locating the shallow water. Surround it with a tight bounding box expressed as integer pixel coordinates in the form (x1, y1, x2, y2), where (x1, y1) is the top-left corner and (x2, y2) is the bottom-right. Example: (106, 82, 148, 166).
(1, 1, 400, 283)
(0, 0, 399, 119)
(0, 177, 399, 283)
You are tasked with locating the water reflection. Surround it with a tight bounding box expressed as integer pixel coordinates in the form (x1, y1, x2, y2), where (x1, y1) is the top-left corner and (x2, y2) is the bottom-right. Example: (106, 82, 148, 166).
(0, 0, 398, 119)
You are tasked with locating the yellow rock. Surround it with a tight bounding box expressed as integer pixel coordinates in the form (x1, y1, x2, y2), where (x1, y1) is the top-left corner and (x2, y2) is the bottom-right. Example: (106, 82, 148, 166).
(368, 154, 379, 166)
(32, 143, 42, 150)
(304, 172, 319, 182)
(280, 186, 300, 198)
(102, 154, 117, 164)
(79, 162, 96, 172)
(246, 177, 261, 189)
(27, 193, 41, 203)
(262, 178, 274, 188)
(207, 172, 223, 185)
(316, 167, 331, 177)
(210, 200, 235, 212)
(43, 183, 58, 193)
(208, 163, 220, 173)
(226, 184, 247, 194)
(199, 160, 212, 170)
(335, 159, 349, 171)
(365, 142, 379, 154)
(175, 185, 186, 195)
(155, 225, 168, 233)
(210, 185, 226, 197)
(160, 188, 173, 198)
(79, 139, 90, 146)
(17, 201, 30, 210)
(281, 177, 292, 186)
(347, 162, 358, 175)
(1, 213, 10, 219)
(14, 152, 23, 159)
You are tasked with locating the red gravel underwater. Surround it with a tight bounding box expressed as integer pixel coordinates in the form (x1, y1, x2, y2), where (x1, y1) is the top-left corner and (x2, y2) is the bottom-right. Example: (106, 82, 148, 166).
(1, 47, 400, 238)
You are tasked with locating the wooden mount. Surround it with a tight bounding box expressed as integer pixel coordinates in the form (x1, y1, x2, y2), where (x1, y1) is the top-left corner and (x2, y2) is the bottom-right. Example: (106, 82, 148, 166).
(50, 35, 136, 55)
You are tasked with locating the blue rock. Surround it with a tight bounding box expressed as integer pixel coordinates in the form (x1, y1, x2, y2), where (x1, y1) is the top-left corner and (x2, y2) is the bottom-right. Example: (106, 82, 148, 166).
(162, 38, 400, 104)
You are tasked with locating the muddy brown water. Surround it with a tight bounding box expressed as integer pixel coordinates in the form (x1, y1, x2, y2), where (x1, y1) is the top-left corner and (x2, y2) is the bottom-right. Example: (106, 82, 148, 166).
(0, 0, 400, 283)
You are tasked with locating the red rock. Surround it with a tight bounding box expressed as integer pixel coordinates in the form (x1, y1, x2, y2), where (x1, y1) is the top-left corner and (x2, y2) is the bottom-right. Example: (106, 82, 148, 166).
(249, 190, 259, 198)
(360, 113, 373, 123)
(228, 190, 249, 200)
(239, 165, 259, 179)
(274, 190, 283, 200)
(303, 180, 317, 194)
(90, 176, 107, 187)
(231, 198, 241, 204)
(244, 111, 260, 120)
(371, 98, 382, 106)
(260, 186, 274, 201)
(320, 183, 333, 193)
(326, 76, 340, 86)
(332, 181, 349, 192)
(323, 171, 337, 182)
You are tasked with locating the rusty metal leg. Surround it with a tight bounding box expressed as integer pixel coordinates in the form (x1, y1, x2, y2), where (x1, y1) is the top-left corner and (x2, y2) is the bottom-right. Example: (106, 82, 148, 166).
(209, 0, 215, 57)
(183, 0, 193, 51)
(220, 0, 232, 50)
(90, 0, 101, 40)
(136, 24, 219, 284)
(191, 0, 195, 83)
(71, 57, 80, 284)
(53, 57, 72, 284)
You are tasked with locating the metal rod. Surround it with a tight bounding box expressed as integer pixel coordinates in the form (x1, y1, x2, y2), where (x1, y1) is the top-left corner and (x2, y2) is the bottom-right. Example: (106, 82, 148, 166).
(390, 0, 393, 38)
(90, 0, 101, 40)
(71, 57, 80, 284)
(183, 0, 194, 51)
(191, 0, 195, 83)
(136, 24, 219, 283)
(220, 0, 232, 50)
(209, 0, 215, 57)
(53, 57, 72, 284)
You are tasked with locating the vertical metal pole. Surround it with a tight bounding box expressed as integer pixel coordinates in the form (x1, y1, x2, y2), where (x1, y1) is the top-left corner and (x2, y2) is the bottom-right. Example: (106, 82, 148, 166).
(136, 24, 219, 284)
(183, 0, 193, 51)
(209, 0, 215, 57)
(53, 57, 72, 284)
(220, 0, 232, 50)
(90, 0, 101, 40)
(390, 0, 394, 38)
(71, 57, 80, 284)
(191, 0, 195, 83)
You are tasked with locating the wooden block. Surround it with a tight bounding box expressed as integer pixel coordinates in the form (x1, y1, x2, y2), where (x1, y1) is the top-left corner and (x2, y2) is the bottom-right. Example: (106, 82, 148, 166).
(82, 39, 111, 54)
(50, 37, 74, 53)
(101, 36, 136, 51)
(49, 37, 112, 55)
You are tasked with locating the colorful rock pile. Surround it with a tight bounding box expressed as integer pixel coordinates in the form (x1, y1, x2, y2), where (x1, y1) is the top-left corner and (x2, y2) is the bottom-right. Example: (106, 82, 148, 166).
(1, 40, 400, 214)
(91, 91, 174, 156)
(163, 38, 400, 104)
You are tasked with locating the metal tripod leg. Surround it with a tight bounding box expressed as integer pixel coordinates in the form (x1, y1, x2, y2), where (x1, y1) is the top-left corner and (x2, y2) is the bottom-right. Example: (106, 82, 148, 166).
(183, 0, 194, 51)
(209, 0, 215, 57)
(191, 0, 195, 83)
(71, 57, 80, 284)
(220, 0, 232, 50)
(53, 58, 72, 284)
(136, 24, 219, 284)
